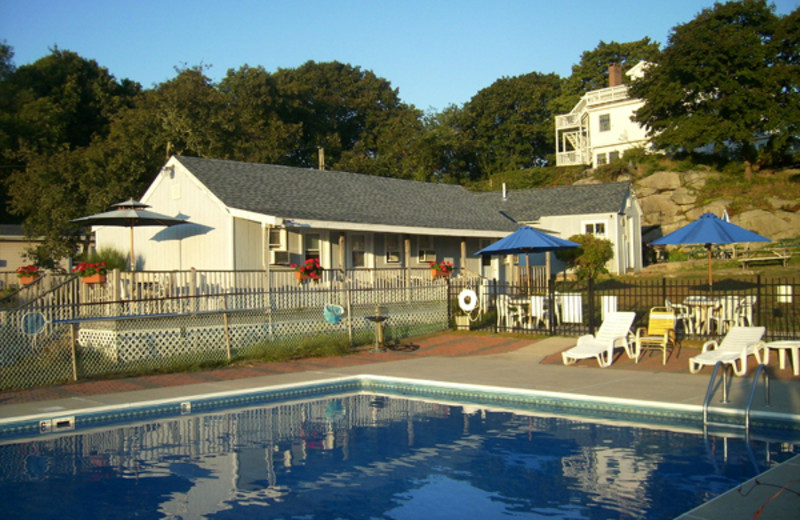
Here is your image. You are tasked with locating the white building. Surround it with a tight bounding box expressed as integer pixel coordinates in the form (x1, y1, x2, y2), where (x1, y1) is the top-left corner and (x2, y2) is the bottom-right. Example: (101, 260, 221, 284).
(555, 62, 651, 168)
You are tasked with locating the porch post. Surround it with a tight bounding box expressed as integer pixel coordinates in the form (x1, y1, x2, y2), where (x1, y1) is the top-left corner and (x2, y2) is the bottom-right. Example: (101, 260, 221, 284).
(460, 238, 467, 273)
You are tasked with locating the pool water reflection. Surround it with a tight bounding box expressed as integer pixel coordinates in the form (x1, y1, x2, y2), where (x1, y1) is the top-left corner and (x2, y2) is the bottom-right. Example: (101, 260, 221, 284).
(0, 394, 796, 519)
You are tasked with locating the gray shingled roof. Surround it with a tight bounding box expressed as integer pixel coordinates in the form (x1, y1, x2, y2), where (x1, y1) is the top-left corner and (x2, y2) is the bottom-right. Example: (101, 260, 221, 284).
(478, 182, 633, 222)
(176, 156, 518, 232)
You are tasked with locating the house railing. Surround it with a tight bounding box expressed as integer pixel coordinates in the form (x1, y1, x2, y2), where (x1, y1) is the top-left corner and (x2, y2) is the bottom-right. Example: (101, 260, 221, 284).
(1, 267, 483, 323)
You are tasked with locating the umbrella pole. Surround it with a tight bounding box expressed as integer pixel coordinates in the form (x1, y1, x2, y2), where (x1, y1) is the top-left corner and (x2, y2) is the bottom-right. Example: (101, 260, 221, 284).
(130, 227, 135, 271)
(707, 245, 712, 291)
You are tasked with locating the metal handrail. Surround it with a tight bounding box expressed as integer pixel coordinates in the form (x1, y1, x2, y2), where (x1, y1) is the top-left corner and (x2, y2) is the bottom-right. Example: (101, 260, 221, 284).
(703, 361, 728, 426)
(704, 361, 770, 432)
(744, 363, 770, 431)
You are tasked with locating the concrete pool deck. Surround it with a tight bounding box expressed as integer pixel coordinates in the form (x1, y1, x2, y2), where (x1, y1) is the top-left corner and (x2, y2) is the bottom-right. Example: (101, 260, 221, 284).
(1, 332, 798, 518)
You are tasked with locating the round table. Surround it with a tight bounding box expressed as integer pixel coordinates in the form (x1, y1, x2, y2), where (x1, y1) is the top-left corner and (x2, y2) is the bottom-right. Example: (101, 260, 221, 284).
(762, 341, 800, 376)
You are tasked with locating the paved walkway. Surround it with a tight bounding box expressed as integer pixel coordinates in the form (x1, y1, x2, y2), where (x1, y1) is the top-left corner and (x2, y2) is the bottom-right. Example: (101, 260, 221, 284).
(1, 332, 798, 519)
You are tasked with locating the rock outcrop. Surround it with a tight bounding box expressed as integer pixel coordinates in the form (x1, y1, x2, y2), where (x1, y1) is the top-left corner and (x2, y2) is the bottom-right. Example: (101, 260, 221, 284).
(630, 170, 797, 241)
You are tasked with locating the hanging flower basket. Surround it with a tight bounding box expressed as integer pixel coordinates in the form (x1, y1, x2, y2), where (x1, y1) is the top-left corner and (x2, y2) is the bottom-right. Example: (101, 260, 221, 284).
(292, 259, 323, 284)
(19, 275, 38, 285)
(81, 273, 107, 284)
(73, 262, 108, 284)
(429, 260, 454, 279)
(16, 265, 40, 285)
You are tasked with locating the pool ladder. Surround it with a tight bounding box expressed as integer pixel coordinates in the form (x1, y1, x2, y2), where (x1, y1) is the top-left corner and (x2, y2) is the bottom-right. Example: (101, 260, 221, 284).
(703, 361, 770, 432)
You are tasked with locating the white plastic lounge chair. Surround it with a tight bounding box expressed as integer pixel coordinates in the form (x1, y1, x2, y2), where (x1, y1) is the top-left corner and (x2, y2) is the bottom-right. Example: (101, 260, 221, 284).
(562, 312, 636, 368)
(688, 326, 766, 376)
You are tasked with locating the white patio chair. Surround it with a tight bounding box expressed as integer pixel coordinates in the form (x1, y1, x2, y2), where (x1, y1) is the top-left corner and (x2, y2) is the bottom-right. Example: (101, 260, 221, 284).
(688, 326, 766, 376)
(561, 312, 636, 368)
(529, 295, 546, 328)
(496, 294, 524, 329)
(737, 295, 757, 326)
(707, 295, 739, 335)
(665, 299, 694, 335)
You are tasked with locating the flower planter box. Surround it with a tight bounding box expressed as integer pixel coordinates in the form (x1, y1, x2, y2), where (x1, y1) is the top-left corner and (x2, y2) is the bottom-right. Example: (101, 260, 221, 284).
(81, 273, 107, 284)
(296, 272, 321, 282)
(19, 276, 38, 285)
(431, 269, 450, 279)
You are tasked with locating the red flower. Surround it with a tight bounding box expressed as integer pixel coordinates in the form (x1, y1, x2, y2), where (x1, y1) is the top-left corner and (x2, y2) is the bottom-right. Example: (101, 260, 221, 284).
(16, 265, 39, 278)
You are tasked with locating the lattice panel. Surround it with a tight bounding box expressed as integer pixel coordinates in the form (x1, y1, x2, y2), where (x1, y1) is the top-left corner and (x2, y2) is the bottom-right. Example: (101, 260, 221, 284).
(0, 285, 450, 390)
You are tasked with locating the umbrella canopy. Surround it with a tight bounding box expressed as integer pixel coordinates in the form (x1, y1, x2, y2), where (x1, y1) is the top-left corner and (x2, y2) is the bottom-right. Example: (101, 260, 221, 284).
(71, 200, 188, 270)
(476, 226, 579, 290)
(650, 212, 770, 288)
(475, 226, 580, 256)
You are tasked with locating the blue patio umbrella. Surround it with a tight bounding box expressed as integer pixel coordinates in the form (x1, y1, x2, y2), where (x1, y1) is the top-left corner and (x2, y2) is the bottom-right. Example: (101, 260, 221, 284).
(476, 226, 580, 286)
(476, 225, 580, 256)
(650, 212, 770, 289)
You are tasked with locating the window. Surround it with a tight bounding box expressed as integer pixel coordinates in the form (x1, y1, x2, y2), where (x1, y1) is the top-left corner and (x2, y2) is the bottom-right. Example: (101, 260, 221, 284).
(584, 222, 606, 237)
(608, 151, 620, 162)
(385, 234, 401, 263)
(596, 153, 608, 166)
(417, 236, 436, 263)
(599, 114, 610, 132)
(304, 233, 320, 262)
(351, 234, 366, 267)
(269, 228, 286, 250)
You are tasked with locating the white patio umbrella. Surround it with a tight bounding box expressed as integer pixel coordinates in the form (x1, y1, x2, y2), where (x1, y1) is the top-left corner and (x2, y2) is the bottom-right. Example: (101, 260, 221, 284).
(71, 200, 188, 270)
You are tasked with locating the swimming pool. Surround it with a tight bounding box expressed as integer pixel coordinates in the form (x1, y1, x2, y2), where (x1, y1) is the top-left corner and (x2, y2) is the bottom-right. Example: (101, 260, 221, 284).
(0, 392, 797, 519)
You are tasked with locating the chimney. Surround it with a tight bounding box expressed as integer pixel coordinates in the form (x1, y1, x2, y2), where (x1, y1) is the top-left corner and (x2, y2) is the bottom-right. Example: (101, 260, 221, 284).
(608, 63, 622, 87)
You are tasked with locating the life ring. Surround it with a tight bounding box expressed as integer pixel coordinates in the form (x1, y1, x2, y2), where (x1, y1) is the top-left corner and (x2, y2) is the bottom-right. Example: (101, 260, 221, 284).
(458, 289, 478, 313)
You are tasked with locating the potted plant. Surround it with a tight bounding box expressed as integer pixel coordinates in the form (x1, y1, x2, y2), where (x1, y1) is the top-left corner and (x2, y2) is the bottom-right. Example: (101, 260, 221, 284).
(429, 260, 454, 279)
(73, 262, 108, 284)
(292, 258, 323, 283)
(16, 265, 40, 285)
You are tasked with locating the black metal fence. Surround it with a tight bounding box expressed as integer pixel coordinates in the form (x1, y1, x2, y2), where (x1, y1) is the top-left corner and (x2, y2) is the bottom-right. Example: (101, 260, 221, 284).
(448, 275, 800, 341)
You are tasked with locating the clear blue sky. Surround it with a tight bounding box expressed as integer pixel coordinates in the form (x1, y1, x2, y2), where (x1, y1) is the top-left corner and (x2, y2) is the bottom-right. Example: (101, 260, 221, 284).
(2, 0, 797, 112)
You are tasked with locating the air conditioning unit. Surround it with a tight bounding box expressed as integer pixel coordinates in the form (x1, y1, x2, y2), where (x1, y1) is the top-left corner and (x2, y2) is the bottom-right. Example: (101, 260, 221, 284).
(271, 250, 290, 265)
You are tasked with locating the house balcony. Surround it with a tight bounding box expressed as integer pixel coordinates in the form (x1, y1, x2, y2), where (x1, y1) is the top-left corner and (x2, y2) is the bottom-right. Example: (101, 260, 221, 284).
(556, 150, 591, 167)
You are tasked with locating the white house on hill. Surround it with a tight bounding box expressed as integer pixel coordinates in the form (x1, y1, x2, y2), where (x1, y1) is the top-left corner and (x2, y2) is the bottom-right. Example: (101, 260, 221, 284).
(94, 156, 643, 279)
(555, 62, 651, 168)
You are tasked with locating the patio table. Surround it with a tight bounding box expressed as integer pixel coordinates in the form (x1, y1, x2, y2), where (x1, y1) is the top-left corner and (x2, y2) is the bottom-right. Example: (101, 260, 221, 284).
(762, 340, 800, 376)
(683, 296, 719, 335)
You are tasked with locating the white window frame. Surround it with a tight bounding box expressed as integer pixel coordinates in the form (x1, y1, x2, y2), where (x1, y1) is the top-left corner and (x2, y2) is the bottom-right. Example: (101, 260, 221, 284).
(351, 233, 368, 268)
(304, 233, 321, 261)
(268, 228, 287, 250)
(596, 153, 608, 166)
(608, 150, 620, 162)
(583, 221, 607, 238)
(385, 234, 401, 264)
(417, 236, 436, 263)
(599, 113, 610, 132)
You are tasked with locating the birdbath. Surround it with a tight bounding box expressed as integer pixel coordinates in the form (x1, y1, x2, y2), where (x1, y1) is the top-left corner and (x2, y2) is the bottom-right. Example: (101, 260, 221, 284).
(365, 306, 388, 352)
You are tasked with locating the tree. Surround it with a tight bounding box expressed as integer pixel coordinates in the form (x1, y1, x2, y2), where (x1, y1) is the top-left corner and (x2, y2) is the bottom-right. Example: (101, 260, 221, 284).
(631, 0, 797, 173)
(456, 72, 563, 177)
(272, 61, 420, 171)
(217, 65, 302, 164)
(555, 234, 614, 280)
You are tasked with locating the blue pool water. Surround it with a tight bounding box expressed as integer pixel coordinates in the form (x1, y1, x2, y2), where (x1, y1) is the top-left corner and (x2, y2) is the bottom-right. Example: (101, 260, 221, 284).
(0, 393, 797, 519)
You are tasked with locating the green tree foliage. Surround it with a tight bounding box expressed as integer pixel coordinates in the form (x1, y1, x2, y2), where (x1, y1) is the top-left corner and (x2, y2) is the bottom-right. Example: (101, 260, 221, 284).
(555, 234, 614, 280)
(272, 61, 422, 173)
(631, 0, 798, 171)
(455, 72, 563, 178)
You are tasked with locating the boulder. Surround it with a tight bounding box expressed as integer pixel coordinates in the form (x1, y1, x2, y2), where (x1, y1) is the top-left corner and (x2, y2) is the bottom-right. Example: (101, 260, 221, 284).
(735, 209, 797, 241)
(637, 171, 681, 192)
